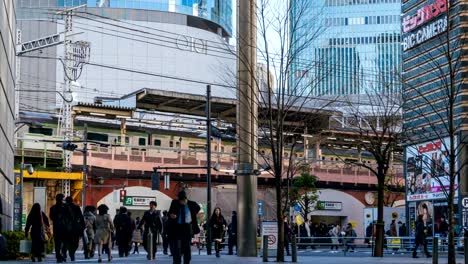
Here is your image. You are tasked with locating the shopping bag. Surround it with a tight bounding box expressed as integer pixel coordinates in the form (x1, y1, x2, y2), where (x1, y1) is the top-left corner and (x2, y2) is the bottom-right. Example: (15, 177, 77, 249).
(19, 240, 32, 253)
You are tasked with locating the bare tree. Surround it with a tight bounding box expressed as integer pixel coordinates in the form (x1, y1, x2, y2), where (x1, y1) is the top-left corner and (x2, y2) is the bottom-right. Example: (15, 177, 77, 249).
(401, 1, 467, 262)
(328, 92, 403, 257)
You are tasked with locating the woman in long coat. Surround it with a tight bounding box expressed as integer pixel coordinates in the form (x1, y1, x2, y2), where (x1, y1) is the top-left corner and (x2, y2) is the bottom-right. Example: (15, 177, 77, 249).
(25, 203, 50, 262)
(209, 207, 227, 258)
(94, 204, 114, 262)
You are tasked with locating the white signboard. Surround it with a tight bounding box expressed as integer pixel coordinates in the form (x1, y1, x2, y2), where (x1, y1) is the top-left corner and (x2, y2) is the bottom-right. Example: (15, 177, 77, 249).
(405, 137, 458, 201)
(261, 221, 278, 250)
(317, 201, 342, 211)
(124, 196, 156, 206)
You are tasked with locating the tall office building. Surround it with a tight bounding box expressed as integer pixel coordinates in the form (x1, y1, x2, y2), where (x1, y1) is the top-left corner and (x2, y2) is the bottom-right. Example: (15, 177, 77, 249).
(0, 0, 16, 230)
(290, 0, 401, 96)
(402, 0, 467, 236)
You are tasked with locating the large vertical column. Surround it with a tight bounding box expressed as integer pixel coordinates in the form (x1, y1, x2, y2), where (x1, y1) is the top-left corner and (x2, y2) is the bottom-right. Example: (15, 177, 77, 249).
(237, 0, 258, 257)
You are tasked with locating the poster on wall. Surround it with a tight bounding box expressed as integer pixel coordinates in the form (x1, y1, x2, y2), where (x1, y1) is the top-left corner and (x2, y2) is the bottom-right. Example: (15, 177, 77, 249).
(406, 137, 458, 201)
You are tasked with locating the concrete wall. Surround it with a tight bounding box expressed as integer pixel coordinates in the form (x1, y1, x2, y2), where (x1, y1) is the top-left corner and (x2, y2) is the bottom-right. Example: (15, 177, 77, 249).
(0, 0, 16, 231)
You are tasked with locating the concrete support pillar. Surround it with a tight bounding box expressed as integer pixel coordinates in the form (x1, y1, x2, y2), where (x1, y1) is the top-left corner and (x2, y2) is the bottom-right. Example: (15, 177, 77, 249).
(237, 0, 258, 257)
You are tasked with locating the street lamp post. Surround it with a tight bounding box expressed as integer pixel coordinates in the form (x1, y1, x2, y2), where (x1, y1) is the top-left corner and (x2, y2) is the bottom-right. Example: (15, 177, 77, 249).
(206, 85, 213, 255)
(82, 123, 88, 210)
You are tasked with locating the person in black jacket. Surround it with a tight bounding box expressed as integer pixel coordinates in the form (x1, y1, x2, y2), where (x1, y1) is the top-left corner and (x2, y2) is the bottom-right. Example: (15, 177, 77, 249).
(227, 211, 237, 255)
(49, 193, 71, 263)
(413, 214, 431, 258)
(161, 210, 172, 255)
(25, 203, 50, 262)
(209, 207, 227, 258)
(138, 201, 163, 260)
(113, 206, 133, 257)
(63, 196, 85, 262)
(167, 191, 201, 264)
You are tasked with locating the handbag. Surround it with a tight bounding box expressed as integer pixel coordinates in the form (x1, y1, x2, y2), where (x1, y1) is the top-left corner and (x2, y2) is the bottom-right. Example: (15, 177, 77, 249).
(40, 213, 51, 241)
(19, 240, 32, 253)
(132, 229, 142, 243)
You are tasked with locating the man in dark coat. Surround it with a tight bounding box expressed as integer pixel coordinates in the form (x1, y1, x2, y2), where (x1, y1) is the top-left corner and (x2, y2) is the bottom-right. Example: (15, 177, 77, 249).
(114, 206, 133, 257)
(162, 210, 170, 255)
(168, 191, 201, 264)
(228, 211, 237, 255)
(49, 194, 71, 263)
(138, 201, 163, 260)
(64, 196, 85, 261)
(413, 215, 431, 258)
(398, 221, 407, 237)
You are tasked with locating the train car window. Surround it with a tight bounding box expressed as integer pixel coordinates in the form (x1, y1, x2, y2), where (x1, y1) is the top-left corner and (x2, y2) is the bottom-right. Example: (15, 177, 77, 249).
(87, 132, 109, 142)
(28, 127, 53, 136)
(153, 139, 161, 146)
(138, 138, 146, 146)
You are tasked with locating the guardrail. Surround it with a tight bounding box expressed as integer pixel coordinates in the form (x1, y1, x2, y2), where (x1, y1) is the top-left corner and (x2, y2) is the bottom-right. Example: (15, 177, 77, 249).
(293, 236, 465, 254)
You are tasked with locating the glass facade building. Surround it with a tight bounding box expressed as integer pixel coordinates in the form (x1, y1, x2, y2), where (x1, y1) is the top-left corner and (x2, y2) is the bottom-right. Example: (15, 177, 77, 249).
(18, 0, 232, 36)
(290, 0, 401, 96)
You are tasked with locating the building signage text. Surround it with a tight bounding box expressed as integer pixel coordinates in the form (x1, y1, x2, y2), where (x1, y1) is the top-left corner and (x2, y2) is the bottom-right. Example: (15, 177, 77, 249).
(123, 196, 156, 206)
(402, 17, 447, 51)
(402, 0, 447, 33)
(176, 35, 208, 54)
(317, 201, 342, 211)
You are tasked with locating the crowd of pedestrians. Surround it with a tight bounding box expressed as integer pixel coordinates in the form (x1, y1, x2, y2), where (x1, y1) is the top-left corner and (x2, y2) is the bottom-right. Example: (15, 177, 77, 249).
(283, 218, 357, 252)
(23, 190, 241, 263)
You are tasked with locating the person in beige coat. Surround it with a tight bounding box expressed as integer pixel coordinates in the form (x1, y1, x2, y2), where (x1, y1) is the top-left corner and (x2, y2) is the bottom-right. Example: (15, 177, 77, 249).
(94, 204, 114, 262)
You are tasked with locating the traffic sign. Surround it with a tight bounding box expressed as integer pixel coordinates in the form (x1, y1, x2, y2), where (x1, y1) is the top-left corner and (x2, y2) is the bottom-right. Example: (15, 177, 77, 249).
(462, 197, 468, 208)
(258, 201, 263, 216)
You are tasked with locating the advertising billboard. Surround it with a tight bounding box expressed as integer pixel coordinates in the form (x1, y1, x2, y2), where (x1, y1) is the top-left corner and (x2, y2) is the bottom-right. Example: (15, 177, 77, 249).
(406, 137, 458, 201)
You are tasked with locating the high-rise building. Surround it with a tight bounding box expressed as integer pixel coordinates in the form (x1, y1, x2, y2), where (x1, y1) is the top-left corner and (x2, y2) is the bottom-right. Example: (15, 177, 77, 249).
(290, 0, 401, 96)
(0, 0, 16, 231)
(402, 0, 467, 236)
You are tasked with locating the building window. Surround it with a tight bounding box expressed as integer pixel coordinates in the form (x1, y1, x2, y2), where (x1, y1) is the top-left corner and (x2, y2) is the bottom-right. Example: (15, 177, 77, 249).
(138, 138, 146, 146)
(169, 141, 174, 148)
(154, 139, 161, 146)
(176, 141, 180, 148)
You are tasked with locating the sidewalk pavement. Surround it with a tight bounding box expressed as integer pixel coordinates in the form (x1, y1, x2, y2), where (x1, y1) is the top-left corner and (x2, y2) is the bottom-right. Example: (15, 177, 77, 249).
(6, 254, 466, 264)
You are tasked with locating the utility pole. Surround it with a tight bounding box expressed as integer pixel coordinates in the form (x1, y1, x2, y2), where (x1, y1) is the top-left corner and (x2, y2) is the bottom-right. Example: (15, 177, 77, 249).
(206, 85, 213, 255)
(82, 123, 88, 210)
(56, 5, 90, 196)
(237, 0, 258, 257)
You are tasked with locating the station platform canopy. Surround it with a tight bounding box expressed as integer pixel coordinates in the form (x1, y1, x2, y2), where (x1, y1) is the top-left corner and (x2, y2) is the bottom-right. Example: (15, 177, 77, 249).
(96, 88, 338, 132)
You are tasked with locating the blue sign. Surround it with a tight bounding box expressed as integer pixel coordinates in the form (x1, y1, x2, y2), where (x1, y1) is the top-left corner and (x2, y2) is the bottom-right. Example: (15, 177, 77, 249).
(294, 205, 301, 212)
(258, 201, 263, 216)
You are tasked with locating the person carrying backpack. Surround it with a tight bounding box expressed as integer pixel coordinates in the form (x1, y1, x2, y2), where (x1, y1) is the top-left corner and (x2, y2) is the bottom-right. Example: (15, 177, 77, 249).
(62, 196, 85, 261)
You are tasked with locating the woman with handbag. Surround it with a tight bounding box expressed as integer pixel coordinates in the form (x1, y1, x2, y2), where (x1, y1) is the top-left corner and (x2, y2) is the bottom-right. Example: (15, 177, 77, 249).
(25, 203, 50, 262)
